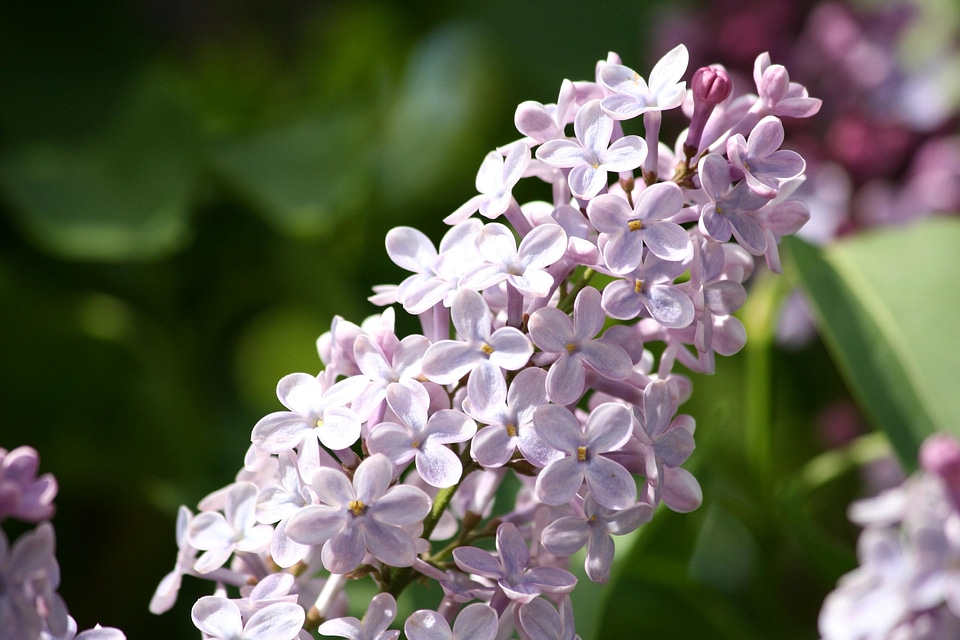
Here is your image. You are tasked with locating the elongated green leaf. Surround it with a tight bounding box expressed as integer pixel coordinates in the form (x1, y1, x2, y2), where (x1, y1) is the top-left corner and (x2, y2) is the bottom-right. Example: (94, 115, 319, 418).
(786, 217, 960, 468)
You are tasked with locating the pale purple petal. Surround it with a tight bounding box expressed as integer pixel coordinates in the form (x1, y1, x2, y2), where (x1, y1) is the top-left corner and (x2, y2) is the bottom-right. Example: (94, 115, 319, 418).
(451, 603, 498, 640)
(536, 139, 588, 168)
(422, 341, 481, 384)
(541, 516, 589, 557)
(372, 485, 432, 526)
(585, 403, 633, 452)
(386, 226, 437, 273)
(385, 383, 429, 432)
(533, 404, 583, 453)
(453, 546, 502, 579)
(416, 442, 464, 488)
(578, 340, 632, 380)
(285, 505, 346, 546)
(536, 457, 584, 505)
(573, 286, 606, 341)
(324, 524, 367, 574)
(404, 610, 452, 640)
(528, 307, 574, 352)
(584, 456, 636, 509)
(647, 284, 696, 328)
(585, 528, 616, 582)
(603, 136, 647, 172)
(546, 354, 586, 406)
(354, 454, 393, 503)
(363, 518, 419, 567)
(192, 597, 242, 639)
(244, 602, 306, 640)
(568, 164, 606, 200)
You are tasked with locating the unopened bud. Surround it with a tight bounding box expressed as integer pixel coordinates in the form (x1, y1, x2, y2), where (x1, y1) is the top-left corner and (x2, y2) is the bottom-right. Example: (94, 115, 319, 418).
(692, 65, 733, 105)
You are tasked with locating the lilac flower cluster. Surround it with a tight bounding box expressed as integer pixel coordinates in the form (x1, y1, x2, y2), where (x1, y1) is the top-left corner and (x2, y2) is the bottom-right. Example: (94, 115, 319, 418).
(154, 45, 817, 638)
(0, 446, 125, 640)
(820, 433, 960, 639)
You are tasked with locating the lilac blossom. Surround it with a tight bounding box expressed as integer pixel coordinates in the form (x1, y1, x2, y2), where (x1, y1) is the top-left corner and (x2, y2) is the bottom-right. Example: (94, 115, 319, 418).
(149, 506, 198, 614)
(421, 288, 532, 402)
(460, 222, 567, 298)
(445, 142, 530, 225)
(0, 445, 57, 523)
(254, 451, 314, 568)
(514, 79, 588, 145)
(188, 482, 273, 574)
(351, 332, 430, 419)
(697, 152, 770, 255)
(535, 99, 647, 200)
(598, 44, 689, 120)
(528, 286, 632, 406)
(251, 373, 365, 453)
(43, 620, 127, 640)
(541, 494, 654, 583)
(382, 220, 483, 315)
(518, 595, 579, 640)
(533, 403, 636, 509)
(367, 383, 476, 488)
(285, 454, 431, 574)
(600, 251, 695, 327)
(0, 523, 69, 640)
(403, 603, 498, 640)
(464, 367, 559, 469)
(726, 115, 805, 198)
(453, 522, 577, 604)
(191, 596, 305, 640)
(318, 593, 399, 640)
(587, 182, 692, 274)
(751, 52, 823, 121)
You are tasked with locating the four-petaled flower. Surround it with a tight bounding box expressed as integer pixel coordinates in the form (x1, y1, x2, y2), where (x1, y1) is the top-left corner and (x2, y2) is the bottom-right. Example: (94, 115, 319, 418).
(598, 44, 689, 120)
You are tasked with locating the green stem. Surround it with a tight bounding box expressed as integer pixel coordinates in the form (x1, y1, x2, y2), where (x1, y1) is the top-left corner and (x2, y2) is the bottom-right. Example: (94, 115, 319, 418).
(557, 268, 595, 313)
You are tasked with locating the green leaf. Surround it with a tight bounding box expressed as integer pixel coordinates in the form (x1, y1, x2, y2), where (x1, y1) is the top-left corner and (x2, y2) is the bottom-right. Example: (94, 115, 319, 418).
(786, 217, 960, 469)
(0, 72, 199, 261)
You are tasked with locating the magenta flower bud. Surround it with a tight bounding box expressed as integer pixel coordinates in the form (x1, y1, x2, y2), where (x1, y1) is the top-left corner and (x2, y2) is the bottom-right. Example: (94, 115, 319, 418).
(692, 65, 733, 105)
(684, 65, 733, 159)
(920, 432, 960, 508)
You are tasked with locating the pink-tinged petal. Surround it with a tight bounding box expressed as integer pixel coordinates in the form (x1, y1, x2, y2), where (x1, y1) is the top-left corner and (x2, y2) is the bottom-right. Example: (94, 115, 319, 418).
(471, 425, 515, 468)
(502, 141, 529, 187)
(587, 193, 632, 234)
(404, 610, 453, 640)
(599, 63, 647, 94)
(757, 200, 810, 235)
(603, 135, 647, 171)
(584, 456, 636, 509)
(775, 97, 822, 118)
(416, 442, 464, 488)
(585, 528, 616, 582)
(372, 485, 432, 526)
(476, 222, 518, 266)
(518, 223, 567, 269)
(601, 280, 645, 320)
(353, 335, 392, 381)
(601, 229, 644, 275)
(712, 315, 747, 356)
(757, 150, 805, 179)
(316, 406, 361, 451)
(528, 307, 574, 352)
(363, 519, 419, 567)
(636, 181, 684, 222)
(649, 44, 688, 94)
(277, 372, 324, 415)
(453, 546, 502, 578)
(567, 164, 606, 200)
(453, 603, 498, 640)
(541, 516, 589, 557)
(385, 383, 429, 432)
(661, 467, 703, 512)
(398, 275, 450, 315)
(354, 454, 393, 502)
(515, 101, 561, 143)
(245, 602, 306, 640)
(748, 115, 785, 156)
(600, 93, 648, 120)
(585, 403, 633, 452)
(573, 286, 606, 340)
(642, 379, 675, 438)
(509, 269, 555, 298)
(579, 339, 632, 380)
(508, 366, 548, 410)
(465, 365, 506, 414)
(536, 457, 584, 505)
(759, 64, 790, 105)
(386, 226, 437, 273)
(422, 341, 481, 384)
(318, 617, 364, 639)
(647, 284, 696, 328)
(656, 428, 695, 468)
(705, 280, 747, 315)
(367, 423, 417, 467)
(323, 526, 366, 574)
(285, 505, 346, 546)
(698, 153, 732, 201)
(310, 467, 355, 506)
(192, 597, 243, 639)
(444, 194, 486, 225)
(426, 409, 477, 443)
(727, 212, 768, 255)
(574, 100, 612, 158)
(536, 139, 588, 168)
(546, 354, 586, 406)
(488, 327, 533, 370)
(251, 412, 310, 453)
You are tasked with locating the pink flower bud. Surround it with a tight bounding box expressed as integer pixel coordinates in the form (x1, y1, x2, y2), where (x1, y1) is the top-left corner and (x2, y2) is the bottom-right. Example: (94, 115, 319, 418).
(692, 65, 733, 105)
(920, 432, 960, 508)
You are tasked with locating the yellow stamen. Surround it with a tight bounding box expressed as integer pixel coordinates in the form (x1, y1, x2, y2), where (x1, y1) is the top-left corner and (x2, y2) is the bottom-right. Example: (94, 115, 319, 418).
(505, 423, 517, 438)
(481, 343, 494, 356)
(565, 342, 577, 354)
(577, 446, 588, 462)
(315, 418, 324, 429)
(628, 219, 643, 231)
(634, 279, 644, 294)
(348, 500, 366, 516)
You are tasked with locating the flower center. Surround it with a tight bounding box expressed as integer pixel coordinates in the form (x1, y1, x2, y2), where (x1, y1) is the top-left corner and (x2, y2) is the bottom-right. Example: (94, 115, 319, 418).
(634, 279, 645, 294)
(577, 446, 588, 462)
(348, 500, 366, 516)
(505, 423, 517, 438)
(481, 343, 495, 356)
(565, 342, 577, 354)
(315, 418, 324, 429)
(628, 219, 643, 231)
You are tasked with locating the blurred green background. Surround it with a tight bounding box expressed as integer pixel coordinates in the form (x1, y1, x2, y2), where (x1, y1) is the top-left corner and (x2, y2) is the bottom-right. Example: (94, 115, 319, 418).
(2, 0, 955, 638)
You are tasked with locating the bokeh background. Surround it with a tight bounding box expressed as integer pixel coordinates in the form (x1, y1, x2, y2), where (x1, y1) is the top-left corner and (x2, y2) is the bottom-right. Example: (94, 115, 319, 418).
(2, 0, 958, 638)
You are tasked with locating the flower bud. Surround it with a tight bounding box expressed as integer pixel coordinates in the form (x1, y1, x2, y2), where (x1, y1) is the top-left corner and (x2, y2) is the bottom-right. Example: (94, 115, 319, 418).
(692, 65, 733, 105)
(920, 432, 960, 508)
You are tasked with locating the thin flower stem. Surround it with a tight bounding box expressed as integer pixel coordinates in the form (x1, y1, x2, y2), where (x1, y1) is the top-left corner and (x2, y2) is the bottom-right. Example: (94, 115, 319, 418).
(557, 268, 595, 313)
